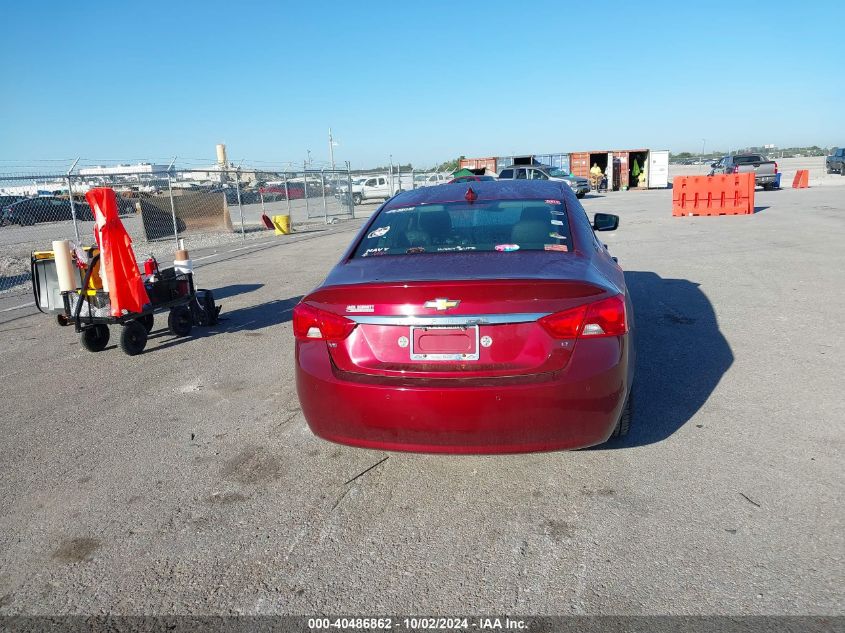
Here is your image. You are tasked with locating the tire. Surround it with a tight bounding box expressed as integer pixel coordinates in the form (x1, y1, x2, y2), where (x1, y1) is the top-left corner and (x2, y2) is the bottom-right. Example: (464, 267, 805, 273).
(576, 192, 586, 199)
(80, 324, 110, 352)
(138, 314, 154, 332)
(840, 163, 845, 176)
(168, 305, 193, 337)
(762, 183, 773, 191)
(610, 390, 633, 439)
(119, 320, 147, 356)
(352, 193, 362, 206)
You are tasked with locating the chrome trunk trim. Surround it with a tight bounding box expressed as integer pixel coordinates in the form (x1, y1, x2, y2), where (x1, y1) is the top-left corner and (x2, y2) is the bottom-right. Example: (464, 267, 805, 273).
(346, 313, 549, 326)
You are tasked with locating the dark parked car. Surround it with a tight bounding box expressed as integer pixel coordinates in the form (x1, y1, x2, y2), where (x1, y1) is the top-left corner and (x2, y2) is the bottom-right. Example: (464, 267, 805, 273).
(294, 180, 633, 453)
(1, 197, 93, 226)
(709, 154, 778, 189)
(498, 165, 591, 198)
(825, 148, 845, 175)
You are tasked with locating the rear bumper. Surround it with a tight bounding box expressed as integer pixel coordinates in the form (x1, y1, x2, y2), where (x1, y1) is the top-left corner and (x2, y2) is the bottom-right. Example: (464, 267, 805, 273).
(756, 174, 776, 184)
(295, 338, 630, 454)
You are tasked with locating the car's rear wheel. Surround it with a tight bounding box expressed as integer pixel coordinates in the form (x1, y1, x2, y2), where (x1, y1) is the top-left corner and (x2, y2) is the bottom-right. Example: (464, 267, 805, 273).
(840, 163, 845, 176)
(352, 193, 362, 205)
(610, 390, 633, 439)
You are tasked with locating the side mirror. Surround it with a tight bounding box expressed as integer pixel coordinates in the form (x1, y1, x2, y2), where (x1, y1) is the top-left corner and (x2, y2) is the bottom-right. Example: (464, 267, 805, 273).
(593, 213, 619, 232)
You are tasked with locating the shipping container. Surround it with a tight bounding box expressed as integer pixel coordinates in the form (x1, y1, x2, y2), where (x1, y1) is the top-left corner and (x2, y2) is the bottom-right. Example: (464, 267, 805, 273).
(534, 154, 571, 173)
(458, 157, 498, 174)
(569, 152, 591, 179)
(496, 157, 513, 173)
(647, 150, 669, 188)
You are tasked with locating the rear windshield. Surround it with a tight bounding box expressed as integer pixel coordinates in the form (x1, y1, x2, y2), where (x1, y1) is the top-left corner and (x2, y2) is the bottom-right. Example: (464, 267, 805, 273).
(733, 155, 764, 164)
(352, 199, 571, 258)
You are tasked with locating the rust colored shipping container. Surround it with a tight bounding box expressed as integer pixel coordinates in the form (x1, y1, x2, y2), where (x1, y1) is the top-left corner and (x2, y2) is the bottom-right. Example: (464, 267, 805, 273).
(569, 152, 590, 178)
(459, 157, 498, 173)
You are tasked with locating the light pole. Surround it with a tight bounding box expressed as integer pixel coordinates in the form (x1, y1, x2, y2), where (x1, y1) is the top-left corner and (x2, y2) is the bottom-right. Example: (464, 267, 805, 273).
(328, 128, 337, 171)
(700, 139, 706, 165)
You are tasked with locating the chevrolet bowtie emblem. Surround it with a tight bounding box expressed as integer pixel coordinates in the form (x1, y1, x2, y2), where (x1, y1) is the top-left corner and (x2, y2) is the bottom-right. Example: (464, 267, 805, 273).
(424, 298, 460, 311)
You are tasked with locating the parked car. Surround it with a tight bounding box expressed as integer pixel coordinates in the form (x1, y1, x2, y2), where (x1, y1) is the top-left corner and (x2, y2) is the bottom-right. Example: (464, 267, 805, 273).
(294, 180, 634, 453)
(825, 148, 845, 175)
(709, 154, 779, 189)
(414, 173, 451, 188)
(1, 196, 93, 226)
(0, 195, 25, 210)
(448, 175, 497, 184)
(349, 174, 414, 205)
(497, 164, 591, 198)
(259, 182, 306, 201)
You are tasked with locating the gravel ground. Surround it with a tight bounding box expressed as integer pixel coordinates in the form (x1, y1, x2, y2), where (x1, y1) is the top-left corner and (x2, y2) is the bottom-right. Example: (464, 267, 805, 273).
(0, 187, 842, 616)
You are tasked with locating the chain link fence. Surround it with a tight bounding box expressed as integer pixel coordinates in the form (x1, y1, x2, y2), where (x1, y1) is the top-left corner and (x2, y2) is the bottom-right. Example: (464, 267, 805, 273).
(0, 167, 354, 297)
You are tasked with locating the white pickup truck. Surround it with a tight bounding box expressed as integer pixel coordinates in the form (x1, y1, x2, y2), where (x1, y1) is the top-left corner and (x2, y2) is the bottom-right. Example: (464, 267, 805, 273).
(349, 174, 414, 205)
(413, 172, 451, 188)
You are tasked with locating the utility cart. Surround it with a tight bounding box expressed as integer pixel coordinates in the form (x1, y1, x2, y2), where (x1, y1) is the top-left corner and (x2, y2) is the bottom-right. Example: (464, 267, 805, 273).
(33, 251, 219, 355)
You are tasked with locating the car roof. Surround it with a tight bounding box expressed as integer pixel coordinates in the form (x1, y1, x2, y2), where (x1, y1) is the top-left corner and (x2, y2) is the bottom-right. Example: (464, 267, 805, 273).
(386, 180, 570, 208)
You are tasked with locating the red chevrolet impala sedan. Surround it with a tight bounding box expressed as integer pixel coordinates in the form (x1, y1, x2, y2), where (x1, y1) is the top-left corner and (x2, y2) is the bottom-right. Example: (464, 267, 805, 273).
(294, 180, 634, 453)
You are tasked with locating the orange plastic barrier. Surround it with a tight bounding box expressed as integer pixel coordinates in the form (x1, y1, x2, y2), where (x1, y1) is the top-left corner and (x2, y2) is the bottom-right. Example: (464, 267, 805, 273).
(672, 173, 755, 217)
(792, 170, 809, 189)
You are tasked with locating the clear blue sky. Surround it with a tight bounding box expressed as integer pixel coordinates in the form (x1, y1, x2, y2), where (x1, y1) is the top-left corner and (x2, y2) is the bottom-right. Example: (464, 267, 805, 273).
(1, 0, 842, 169)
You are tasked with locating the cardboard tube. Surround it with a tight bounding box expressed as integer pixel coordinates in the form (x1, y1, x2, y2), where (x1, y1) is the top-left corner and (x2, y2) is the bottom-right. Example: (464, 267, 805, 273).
(175, 249, 189, 261)
(52, 240, 76, 292)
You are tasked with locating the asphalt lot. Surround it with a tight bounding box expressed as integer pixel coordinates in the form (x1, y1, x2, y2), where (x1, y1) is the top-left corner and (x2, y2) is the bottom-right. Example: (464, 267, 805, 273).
(0, 186, 842, 615)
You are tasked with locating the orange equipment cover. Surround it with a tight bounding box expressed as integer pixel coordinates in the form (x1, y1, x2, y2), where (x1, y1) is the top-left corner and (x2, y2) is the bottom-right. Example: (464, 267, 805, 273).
(85, 188, 150, 317)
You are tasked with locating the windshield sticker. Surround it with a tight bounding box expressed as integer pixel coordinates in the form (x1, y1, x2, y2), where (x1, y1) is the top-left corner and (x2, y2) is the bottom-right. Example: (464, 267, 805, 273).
(545, 199, 561, 205)
(385, 206, 414, 214)
(550, 219, 564, 226)
(346, 304, 375, 313)
(367, 226, 390, 239)
(363, 247, 389, 256)
(548, 232, 567, 240)
(544, 244, 569, 252)
(406, 246, 426, 254)
(495, 244, 520, 252)
(436, 246, 477, 252)
(551, 209, 566, 216)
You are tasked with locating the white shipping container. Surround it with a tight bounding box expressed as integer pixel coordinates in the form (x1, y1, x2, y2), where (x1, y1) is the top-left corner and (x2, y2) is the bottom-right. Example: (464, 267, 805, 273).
(648, 150, 669, 188)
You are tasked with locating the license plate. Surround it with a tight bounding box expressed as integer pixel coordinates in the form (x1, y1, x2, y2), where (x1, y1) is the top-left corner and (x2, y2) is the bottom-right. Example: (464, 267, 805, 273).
(410, 325, 479, 361)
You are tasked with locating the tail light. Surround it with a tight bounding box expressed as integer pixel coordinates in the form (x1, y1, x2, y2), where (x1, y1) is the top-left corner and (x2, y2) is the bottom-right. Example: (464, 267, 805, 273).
(539, 295, 627, 339)
(732, 166, 740, 174)
(293, 302, 356, 341)
(774, 162, 778, 174)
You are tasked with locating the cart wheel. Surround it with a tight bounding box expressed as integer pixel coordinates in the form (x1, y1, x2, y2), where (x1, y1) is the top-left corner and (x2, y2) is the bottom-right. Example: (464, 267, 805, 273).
(203, 290, 220, 326)
(80, 325, 110, 352)
(119, 320, 148, 356)
(57, 314, 70, 327)
(168, 306, 193, 337)
(138, 314, 154, 332)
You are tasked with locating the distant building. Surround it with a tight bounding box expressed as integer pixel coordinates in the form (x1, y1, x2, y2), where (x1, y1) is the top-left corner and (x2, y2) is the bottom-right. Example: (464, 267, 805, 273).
(78, 163, 171, 177)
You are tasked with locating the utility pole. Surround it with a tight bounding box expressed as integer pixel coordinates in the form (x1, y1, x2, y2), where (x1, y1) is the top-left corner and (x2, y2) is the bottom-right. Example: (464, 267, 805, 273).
(307, 149, 312, 168)
(700, 138, 707, 164)
(328, 128, 336, 171)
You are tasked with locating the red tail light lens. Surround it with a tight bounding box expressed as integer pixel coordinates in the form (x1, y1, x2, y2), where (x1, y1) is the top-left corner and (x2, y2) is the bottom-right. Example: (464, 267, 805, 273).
(293, 303, 356, 341)
(538, 304, 588, 338)
(774, 162, 778, 174)
(539, 295, 627, 339)
(733, 166, 740, 174)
